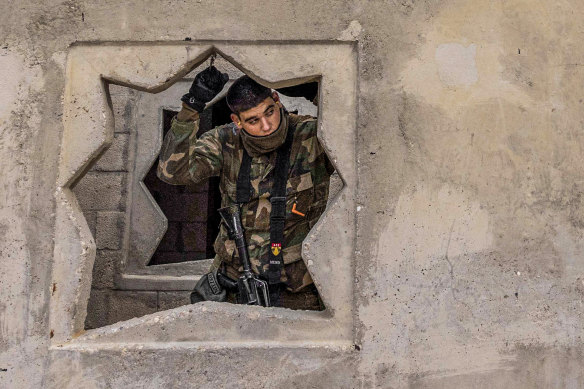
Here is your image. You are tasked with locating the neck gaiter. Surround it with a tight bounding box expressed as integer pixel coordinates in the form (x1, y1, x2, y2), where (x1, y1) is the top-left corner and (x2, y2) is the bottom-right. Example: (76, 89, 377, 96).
(240, 108, 289, 157)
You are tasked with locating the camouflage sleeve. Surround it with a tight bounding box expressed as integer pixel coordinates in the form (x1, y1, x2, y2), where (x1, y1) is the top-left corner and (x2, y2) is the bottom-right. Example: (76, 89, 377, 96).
(157, 117, 223, 185)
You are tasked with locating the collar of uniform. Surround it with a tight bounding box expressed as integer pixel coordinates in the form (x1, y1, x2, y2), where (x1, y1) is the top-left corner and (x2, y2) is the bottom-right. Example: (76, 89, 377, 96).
(240, 107, 289, 157)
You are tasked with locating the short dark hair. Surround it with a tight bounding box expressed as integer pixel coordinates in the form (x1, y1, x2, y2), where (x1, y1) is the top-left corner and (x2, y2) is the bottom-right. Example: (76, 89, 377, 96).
(226, 75, 272, 115)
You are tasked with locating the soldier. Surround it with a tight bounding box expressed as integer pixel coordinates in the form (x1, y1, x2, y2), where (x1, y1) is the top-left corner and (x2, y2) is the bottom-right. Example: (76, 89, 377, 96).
(157, 65, 334, 310)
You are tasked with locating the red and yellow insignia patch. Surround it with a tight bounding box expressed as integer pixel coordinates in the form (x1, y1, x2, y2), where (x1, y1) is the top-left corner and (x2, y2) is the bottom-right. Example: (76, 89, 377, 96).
(271, 243, 281, 256)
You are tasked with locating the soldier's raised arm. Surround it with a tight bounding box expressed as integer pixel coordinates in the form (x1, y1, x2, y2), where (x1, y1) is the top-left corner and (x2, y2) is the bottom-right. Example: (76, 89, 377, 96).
(157, 65, 229, 185)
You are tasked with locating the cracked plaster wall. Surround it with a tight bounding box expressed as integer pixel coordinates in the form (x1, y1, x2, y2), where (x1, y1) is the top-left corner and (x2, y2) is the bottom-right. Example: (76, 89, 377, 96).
(1, 1, 584, 388)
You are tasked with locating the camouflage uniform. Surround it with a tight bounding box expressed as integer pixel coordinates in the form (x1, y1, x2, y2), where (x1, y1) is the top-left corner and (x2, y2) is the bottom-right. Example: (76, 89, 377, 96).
(157, 112, 334, 293)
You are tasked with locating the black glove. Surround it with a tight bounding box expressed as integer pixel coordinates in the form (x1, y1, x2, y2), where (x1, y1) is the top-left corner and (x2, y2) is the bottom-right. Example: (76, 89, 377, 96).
(181, 66, 229, 113)
(190, 270, 227, 303)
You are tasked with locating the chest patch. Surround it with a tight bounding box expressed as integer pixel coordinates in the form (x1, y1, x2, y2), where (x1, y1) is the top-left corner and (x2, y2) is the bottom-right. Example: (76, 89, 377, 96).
(271, 243, 282, 256)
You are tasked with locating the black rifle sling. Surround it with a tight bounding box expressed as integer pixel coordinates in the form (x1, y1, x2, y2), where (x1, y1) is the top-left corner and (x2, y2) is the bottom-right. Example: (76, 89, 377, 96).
(236, 124, 295, 285)
(268, 125, 295, 285)
(236, 150, 252, 203)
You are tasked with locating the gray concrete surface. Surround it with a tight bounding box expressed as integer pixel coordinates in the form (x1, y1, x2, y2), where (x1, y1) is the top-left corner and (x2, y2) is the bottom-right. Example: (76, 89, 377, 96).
(1, 1, 584, 388)
(51, 41, 356, 355)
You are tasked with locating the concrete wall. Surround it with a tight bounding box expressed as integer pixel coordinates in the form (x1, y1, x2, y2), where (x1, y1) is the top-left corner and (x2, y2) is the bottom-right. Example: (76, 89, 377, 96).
(1, 1, 583, 388)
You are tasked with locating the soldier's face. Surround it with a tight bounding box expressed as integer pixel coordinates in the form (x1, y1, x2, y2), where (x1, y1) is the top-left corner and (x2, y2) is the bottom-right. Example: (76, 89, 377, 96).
(231, 92, 282, 137)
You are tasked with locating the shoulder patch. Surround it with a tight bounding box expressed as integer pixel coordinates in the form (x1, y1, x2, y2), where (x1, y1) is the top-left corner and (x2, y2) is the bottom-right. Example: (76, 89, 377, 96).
(293, 116, 318, 139)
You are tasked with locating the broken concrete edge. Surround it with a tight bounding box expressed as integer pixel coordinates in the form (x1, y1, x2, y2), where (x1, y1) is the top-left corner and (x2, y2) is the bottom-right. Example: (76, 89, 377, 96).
(126, 177, 165, 271)
(60, 44, 216, 187)
(56, 301, 347, 344)
(217, 46, 322, 89)
(54, 42, 356, 344)
(53, 45, 213, 340)
(60, 60, 114, 189)
(126, 100, 168, 270)
(101, 49, 215, 94)
(51, 188, 96, 343)
(302, 197, 354, 309)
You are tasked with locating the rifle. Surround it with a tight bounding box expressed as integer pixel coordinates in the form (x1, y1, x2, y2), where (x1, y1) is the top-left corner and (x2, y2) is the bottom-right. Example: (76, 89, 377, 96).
(217, 204, 271, 307)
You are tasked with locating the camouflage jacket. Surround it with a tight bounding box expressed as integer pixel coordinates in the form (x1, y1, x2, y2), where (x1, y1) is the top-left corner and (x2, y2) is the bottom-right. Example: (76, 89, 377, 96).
(157, 112, 334, 292)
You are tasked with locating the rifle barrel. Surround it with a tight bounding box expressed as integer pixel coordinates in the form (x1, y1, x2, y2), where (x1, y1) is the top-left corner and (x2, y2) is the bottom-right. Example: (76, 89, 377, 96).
(218, 205, 253, 273)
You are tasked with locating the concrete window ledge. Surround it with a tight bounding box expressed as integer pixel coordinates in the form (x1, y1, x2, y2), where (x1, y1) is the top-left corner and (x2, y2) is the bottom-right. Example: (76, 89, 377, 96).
(52, 42, 357, 347)
(54, 303, 348, 346)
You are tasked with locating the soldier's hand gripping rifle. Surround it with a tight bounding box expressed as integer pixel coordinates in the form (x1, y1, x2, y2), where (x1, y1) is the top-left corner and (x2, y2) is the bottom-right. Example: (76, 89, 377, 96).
(218, 205, 271, 307)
